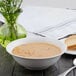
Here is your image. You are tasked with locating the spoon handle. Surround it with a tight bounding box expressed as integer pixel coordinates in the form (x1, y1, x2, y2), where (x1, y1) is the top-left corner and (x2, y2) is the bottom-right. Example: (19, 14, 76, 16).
(58, 66, 76, 76)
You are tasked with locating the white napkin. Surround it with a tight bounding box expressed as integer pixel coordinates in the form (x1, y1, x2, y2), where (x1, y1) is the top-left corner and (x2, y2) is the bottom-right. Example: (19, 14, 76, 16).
(40, 21, 76, 39)
(18, 6, 76, 32)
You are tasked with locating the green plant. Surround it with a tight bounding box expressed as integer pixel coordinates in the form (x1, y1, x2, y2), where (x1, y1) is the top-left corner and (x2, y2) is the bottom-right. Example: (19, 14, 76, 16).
(0, 0, 27, 47)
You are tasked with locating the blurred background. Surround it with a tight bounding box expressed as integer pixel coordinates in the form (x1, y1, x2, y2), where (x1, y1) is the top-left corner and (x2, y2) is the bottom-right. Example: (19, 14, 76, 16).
(0, 0, 76, 34)
(23, 0, 76, 9)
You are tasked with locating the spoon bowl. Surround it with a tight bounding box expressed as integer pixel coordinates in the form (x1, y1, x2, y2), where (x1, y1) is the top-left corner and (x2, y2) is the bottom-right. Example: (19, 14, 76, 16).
(59, 58, 76, 76)
(73, 58, 76, 66)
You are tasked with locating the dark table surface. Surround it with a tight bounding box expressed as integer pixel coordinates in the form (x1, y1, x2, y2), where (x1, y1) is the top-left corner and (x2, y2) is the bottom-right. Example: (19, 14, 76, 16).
(0, 45, 76, 76)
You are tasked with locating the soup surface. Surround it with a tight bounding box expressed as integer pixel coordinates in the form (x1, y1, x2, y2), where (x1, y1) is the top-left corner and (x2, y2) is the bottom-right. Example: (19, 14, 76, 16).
(12, 42, 61, 58)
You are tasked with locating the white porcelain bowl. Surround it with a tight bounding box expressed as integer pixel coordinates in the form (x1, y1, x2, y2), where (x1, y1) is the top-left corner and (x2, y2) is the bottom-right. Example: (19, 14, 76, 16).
(6, 36, 66, 70)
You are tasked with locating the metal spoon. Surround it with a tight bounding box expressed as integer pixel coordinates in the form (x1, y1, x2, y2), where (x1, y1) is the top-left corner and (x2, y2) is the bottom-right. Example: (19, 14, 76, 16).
(58, 58, 76, 76)
(58, 33, 76, 40)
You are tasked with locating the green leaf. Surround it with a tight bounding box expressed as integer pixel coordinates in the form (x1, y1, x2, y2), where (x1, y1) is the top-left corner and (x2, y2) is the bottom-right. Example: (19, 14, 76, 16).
(0, 24, 27, 48)
(0, 0, 27, 48)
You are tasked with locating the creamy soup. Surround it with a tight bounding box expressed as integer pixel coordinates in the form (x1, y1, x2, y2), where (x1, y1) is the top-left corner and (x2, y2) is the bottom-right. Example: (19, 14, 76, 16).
(12, 42, 61, 58)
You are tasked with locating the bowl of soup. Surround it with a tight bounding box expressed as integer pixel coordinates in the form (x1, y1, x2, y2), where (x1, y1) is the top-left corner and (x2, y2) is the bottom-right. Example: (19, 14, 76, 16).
(6, 36, 66, 70)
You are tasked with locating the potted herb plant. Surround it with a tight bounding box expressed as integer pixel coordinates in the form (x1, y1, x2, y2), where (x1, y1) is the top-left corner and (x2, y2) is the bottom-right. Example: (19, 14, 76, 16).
(0, 0, 27, 47)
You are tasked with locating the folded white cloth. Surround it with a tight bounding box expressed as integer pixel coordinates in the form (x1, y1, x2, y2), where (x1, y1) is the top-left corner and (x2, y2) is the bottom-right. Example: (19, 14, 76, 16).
(18, 6, 76, 32)
(40, 21, 76, 39)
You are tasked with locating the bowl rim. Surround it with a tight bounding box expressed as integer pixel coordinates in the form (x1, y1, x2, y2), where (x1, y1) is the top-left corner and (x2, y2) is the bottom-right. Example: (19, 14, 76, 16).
(6, 37, 67, 60)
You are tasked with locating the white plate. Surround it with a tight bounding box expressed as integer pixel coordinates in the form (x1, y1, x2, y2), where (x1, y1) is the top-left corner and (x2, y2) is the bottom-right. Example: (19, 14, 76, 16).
(65, 50, 76, 55)
(60, 38, 76, 55)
